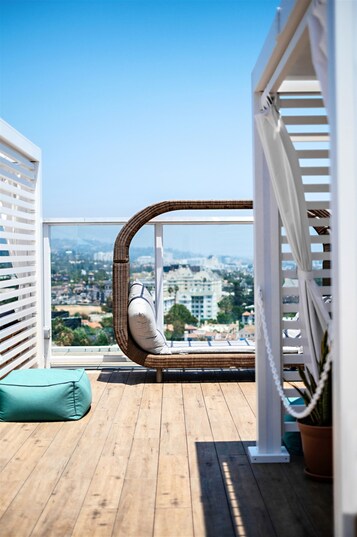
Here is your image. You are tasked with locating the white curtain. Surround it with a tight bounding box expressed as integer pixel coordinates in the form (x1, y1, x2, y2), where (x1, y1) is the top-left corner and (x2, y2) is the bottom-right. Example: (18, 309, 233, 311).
(255, 105, 330, 379)
(308, 0, 329, 111)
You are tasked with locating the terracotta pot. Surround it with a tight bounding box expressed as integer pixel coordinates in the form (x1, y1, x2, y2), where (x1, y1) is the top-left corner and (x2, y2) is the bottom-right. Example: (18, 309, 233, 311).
(298, 422, 333, 481)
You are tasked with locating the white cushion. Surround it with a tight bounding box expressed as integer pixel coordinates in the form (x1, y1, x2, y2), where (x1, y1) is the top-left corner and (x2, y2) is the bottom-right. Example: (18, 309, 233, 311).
(128, 282, 171, 354)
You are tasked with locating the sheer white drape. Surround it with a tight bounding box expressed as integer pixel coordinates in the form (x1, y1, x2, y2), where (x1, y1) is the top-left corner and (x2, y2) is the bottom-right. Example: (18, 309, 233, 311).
(308, 0, 329, 111)
(255, 105, 330, 379)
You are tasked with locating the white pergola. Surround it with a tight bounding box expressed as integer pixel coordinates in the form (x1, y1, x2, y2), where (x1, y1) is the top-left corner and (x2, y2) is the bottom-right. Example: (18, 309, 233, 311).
(251, 0, 357, 535)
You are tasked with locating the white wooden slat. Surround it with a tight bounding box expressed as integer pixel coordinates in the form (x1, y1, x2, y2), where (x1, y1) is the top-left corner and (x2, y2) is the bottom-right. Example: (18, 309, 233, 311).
(0, 275, 37, 289)
(309, 235, 331, 244)
(306, 201, 331, 210)
(0, 348, 37, 376)
(282, 287, 299, 296)
(283, 371, 302, 382)
(282, 251, 331, 261)
(0, 265, 36, 277)
(283, 337, 305, 346)
(0, 295, 36, 315)
(1, 337, 37, 364)
(0, 178, 36, 200)
(0, 254, 36, 264)
(0, 167, 35, 190)
(282, 320, 300, 329)
(279, 98, 325, 108)
(283, 303, 299, 313)
(300, 166, 330, 176)
(0, 285, 36, 302)
(284, 422, 299, 433)
(304, 183, 330, 193)
(0, 243, 36, 252)
(283, 115, 328, 125)
(297, 149, 329, 158)
(290, 133, 330, 142)
(283, 354, 305, 366)
(283, 285, 330, 295)
(0, 204, 36, 221)
(0, 305, 37, 326)
(0, 219, 36, 231)
(0, 190, 36, 211)
(308, 217, 330, 227)
(283, 268, 331, 278)
(284, 387, 303, 397)
(0, 156, 36, 181)
(282, 234, 331, 243)
(0, 326, 37, 354)
(0, 141, 36, 171)
(0, 317, 36, 340)
(0, 230, 36, 242)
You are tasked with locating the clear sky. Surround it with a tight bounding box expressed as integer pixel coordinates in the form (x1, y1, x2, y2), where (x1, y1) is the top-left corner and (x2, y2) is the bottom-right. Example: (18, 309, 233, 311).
(1, 0, 278, 256)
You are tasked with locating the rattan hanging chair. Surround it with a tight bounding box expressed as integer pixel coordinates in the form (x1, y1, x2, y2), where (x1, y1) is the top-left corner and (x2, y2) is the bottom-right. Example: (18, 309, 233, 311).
(112, 200, 255, 382)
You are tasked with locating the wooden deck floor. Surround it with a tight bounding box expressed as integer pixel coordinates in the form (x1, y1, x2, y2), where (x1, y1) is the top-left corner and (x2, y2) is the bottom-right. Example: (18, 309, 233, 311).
(0, 368, 333, 537)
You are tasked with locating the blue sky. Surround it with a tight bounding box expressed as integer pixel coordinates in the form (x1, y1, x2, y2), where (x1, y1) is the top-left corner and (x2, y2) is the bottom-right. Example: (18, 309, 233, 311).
(1, 0, 278, 256)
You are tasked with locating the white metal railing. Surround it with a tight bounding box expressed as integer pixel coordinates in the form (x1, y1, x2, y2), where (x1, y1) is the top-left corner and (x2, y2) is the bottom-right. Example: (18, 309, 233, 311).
(43, 214, 254, 367)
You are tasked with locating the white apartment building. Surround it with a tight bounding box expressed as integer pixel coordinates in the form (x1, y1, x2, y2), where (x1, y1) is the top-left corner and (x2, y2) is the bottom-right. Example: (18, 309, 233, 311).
(164, 266, 223, 321)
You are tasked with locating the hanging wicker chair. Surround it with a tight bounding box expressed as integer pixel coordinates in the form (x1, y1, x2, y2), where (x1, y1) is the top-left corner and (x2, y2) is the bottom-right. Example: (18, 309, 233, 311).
(112, 200, 255, 382)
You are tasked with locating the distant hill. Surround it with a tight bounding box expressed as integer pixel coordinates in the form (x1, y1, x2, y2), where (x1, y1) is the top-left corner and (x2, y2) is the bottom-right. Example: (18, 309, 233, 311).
(51, 238, 252, 264)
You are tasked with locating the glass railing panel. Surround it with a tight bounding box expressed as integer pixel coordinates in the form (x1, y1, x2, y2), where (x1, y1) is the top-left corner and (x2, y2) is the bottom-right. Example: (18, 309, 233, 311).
(45, 217, 254, 365)
(50, 224, 121, 349)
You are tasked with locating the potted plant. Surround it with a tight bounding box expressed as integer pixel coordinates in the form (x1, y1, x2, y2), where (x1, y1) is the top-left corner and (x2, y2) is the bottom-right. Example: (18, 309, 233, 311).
(293, 330, 333, 480)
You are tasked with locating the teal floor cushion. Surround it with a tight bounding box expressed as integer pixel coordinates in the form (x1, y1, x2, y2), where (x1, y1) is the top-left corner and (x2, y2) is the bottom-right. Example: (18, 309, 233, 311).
(0, 368, 92, 422)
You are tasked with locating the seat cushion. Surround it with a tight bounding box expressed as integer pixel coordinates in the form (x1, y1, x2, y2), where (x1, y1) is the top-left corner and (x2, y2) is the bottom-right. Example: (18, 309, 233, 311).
(128, 281, 171, 354)
(0, 368, 92, 422)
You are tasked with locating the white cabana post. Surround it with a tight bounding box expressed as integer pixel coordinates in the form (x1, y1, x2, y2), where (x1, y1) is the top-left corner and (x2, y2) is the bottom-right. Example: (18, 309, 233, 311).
(255, 104, 330, 380)
(307, 0, 329, 111)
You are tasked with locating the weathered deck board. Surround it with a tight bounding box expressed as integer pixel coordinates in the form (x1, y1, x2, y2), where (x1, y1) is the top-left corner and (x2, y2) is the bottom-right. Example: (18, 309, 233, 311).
(0, 368, 333, 537)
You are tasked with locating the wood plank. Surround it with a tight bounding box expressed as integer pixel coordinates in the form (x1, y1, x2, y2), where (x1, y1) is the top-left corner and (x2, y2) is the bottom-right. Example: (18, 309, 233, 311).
(0, 371, 110, 537)
(71, 370, 147, 537)
(220, 382, 256, 443)
(201, 382, 244, 453)
(281, 456, 333, 537)
(219, 453, 277, 537)
(111, 378, 163, 537)
(0, 421, 64, 517)
(237, 381, 257, 415)
(154, 508, 194, 537)
(29, 371, 129, 537)
(249, 463, 321, 537)
(0, 423, 38, 470)
(185, 383, 236, 537)
(155, 383, 192, 512)
(153, 383, 193, 536)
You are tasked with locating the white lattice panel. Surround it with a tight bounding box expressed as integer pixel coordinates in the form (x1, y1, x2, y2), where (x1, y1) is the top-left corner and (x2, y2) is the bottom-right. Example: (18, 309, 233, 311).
(0, 129, 41, 377)
(278, 93, 331, 430)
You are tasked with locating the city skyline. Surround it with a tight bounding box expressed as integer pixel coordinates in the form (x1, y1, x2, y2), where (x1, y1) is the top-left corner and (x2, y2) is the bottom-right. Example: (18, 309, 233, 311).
(51, 225, 254, 259)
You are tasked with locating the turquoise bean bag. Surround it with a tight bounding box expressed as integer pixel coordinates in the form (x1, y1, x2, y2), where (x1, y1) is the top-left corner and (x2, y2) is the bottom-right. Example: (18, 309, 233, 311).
(0, 368, 92, 422)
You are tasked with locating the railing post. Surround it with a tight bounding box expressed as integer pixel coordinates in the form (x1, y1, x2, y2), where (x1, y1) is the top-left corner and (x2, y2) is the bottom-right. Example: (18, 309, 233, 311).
(155, 223, 164, 332)
(248, 94, 289, 463)
(42, 223, 52, 368)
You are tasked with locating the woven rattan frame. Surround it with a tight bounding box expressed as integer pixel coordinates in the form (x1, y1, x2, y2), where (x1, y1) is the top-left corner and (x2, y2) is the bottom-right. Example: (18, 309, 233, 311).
(112, 200, 255, 380)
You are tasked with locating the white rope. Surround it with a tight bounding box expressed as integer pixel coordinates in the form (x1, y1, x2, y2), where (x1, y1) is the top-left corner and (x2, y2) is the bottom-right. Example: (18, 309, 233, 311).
(257, 286, 333, 419)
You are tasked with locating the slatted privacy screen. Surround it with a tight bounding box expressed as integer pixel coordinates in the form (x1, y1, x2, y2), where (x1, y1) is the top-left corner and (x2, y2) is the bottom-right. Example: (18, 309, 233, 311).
(278, 93, 331, 429)
(0, 139, 40, 377)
